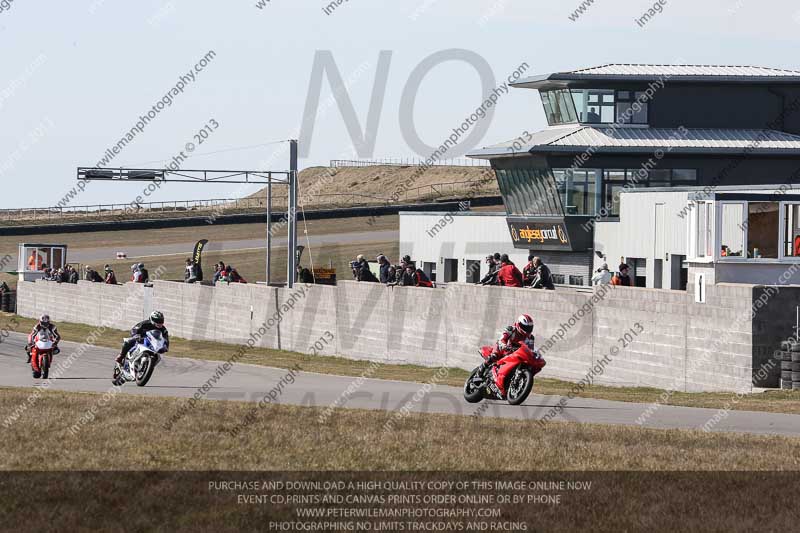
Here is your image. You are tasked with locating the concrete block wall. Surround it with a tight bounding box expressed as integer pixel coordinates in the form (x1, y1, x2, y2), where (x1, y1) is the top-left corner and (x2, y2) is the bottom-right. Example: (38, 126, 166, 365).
(334, 282, 390, 361)
(278, 284, 337, 357)
(15, 278, 763, 393)
(685, 284, 754, 392)
(592, 286, 688, 389)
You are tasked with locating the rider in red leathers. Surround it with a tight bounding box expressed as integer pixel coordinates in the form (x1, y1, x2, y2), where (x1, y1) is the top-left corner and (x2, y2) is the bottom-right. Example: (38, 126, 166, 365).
(479, 314, 534, 374)
(26, 314, 60, 367)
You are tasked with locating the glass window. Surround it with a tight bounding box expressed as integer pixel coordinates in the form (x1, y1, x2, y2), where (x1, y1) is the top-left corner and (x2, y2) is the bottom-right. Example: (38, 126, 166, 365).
(721, 203, 745, 257)
(571, 89, 615, 124)
(553, 169, 597, 215)
(540, 89, 578, 126)
(696, 203, 713, 258)
(672, 169, 697, 182)
(627, 168, 649, 186)
(648, 169, 670, 188)
(784, 204, 800, 257)
(25, 247, 43, 271)
(605, 169, 625, 182)
(495, 168, 563, 216)
(605, 183, 624, 217)
(747, 202, 779, 259)
(551, 274, 565, 285)
(614, 90, 648, 124)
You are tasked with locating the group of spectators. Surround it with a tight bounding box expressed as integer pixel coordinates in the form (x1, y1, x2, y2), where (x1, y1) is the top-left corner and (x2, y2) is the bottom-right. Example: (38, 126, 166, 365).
(352, 254, 433, 288)
(42, 264, 80, 284)
(212, 261, 247, 284)
(481, 254, 555, 290)
(592, 262, 634, 287)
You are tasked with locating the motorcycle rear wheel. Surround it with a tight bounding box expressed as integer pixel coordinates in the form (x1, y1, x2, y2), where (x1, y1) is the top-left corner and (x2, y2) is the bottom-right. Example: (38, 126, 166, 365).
(135, 356, 155, 387)
(507, 367, 533, 406)
(463, 367, 485, 403)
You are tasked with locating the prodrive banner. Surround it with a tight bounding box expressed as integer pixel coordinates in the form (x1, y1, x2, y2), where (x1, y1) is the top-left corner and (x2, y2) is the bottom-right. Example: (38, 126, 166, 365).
(192, 239, 208, 281)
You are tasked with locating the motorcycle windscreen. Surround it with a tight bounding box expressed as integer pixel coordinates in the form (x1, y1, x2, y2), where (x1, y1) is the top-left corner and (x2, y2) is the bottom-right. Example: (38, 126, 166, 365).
(145, 330, 167, 352)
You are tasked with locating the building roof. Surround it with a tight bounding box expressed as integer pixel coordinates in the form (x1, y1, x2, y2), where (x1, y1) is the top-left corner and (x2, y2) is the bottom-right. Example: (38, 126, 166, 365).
(512, 63, 800, 89)
(468, 126, 800, 158)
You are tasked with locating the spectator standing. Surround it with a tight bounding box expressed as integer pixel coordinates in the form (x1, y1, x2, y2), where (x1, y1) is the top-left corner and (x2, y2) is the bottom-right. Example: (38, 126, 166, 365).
(296, 264, 314, 284)
(132, 263, 149, 283)
(497, 254, 524, 287)
(386, 265, 399, 286)
(405, 264, 433, 287)
(522, 254, 536, 287)
(355, 255, 378, 283)
(28, 251, 43, 271)
(480, 255, 499, 285)
(212, 262, 226, 284)
(377, 255, 391, 284)
(226, 266, 247, 283)
(530, 257, 555, 290)
(592, 263, 612, 286)
(85, 266, 103, 283)
(0, 281, 9, 294)
(184, 258, 197, 284)
(104, 265, 118, 285)
(67, 265, 79, 284)
(611, 264, 634, 287)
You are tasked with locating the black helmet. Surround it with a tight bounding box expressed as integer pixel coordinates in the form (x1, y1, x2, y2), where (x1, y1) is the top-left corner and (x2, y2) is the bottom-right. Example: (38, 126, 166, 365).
(40, 314, 50, 325)
(150, 310, 165, 326)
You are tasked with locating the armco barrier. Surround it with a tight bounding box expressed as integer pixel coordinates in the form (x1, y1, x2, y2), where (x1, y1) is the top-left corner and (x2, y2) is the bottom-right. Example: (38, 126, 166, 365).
(15, 279, 760, 393)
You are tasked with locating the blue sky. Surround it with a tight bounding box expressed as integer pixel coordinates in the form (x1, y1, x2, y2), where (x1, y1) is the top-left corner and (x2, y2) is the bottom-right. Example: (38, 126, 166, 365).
(1, 0, 799, 208)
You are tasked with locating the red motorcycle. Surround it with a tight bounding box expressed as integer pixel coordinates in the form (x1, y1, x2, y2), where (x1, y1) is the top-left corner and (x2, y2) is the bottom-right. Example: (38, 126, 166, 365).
(464, 340, 546, 405)
(29, 329, 58, 379)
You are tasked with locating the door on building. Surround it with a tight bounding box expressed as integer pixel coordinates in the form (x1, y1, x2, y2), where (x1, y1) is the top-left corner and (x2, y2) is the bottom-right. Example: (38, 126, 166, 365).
(626, 257, 647, 287)
(465, 260, 481, 284)
(443, 259, 458, 283)
(670, 254, 688, 291)
(653, 203, 665, 289)
(423, 262, 437, 282)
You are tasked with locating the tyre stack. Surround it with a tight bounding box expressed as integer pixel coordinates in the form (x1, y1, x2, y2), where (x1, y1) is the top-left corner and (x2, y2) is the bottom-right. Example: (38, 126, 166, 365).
(779, 341, 800, 391)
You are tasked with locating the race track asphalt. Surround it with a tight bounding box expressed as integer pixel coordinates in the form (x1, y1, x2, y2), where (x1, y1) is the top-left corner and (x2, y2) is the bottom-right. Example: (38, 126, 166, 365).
(2, 333, 800, 436)
(0, 230, 399, 267)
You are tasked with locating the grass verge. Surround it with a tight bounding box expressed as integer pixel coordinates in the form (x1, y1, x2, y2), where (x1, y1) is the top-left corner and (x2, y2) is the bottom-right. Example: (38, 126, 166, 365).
(4, 312, 800, 415)
(1, 387, 799, 471)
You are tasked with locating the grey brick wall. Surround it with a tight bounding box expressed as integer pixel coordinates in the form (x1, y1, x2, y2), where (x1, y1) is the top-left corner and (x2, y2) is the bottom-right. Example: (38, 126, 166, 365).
(15, 278, 760, 393)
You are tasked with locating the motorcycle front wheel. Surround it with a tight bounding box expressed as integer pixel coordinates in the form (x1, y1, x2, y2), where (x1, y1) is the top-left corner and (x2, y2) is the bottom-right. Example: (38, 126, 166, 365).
(463, 367, 485, 403)
(135, 356, 155, 387)
(506, 366, 533, 406)
(40, 354, 50, 379)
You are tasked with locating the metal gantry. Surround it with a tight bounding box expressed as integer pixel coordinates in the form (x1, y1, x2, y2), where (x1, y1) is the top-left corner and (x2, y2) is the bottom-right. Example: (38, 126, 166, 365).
(76, 139, 299, 288)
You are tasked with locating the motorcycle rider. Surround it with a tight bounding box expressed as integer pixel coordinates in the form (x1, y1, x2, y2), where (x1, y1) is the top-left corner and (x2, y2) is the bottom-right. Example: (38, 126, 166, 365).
(115, 310, 169, 365)
(26, 314, 60, 365)
(479, 314, 534, 374)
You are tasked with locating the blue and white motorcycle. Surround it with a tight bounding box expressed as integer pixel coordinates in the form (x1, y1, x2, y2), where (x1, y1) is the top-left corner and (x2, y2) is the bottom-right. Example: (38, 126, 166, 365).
(112, 330, 167, 387)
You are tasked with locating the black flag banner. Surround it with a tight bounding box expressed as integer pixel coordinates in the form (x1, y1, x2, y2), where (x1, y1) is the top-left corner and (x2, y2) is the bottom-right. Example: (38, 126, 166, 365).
(193, 239, 208, 281)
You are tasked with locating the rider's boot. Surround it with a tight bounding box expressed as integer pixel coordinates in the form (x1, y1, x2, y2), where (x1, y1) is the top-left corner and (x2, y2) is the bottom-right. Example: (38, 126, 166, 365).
(115, 353, 125, 365)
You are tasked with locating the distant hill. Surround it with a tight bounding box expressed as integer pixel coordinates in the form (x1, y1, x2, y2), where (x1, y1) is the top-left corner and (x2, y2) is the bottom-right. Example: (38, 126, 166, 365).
(248, 164, 500, 206)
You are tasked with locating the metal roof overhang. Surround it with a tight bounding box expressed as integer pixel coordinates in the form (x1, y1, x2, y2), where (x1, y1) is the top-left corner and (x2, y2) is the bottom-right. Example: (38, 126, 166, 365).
(469, 144, 800, 159)
(511, 74, 800, 90)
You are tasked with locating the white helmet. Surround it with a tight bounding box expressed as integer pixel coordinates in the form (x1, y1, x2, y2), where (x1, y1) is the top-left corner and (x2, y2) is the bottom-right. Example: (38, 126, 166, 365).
(514, 314, 534, 336)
